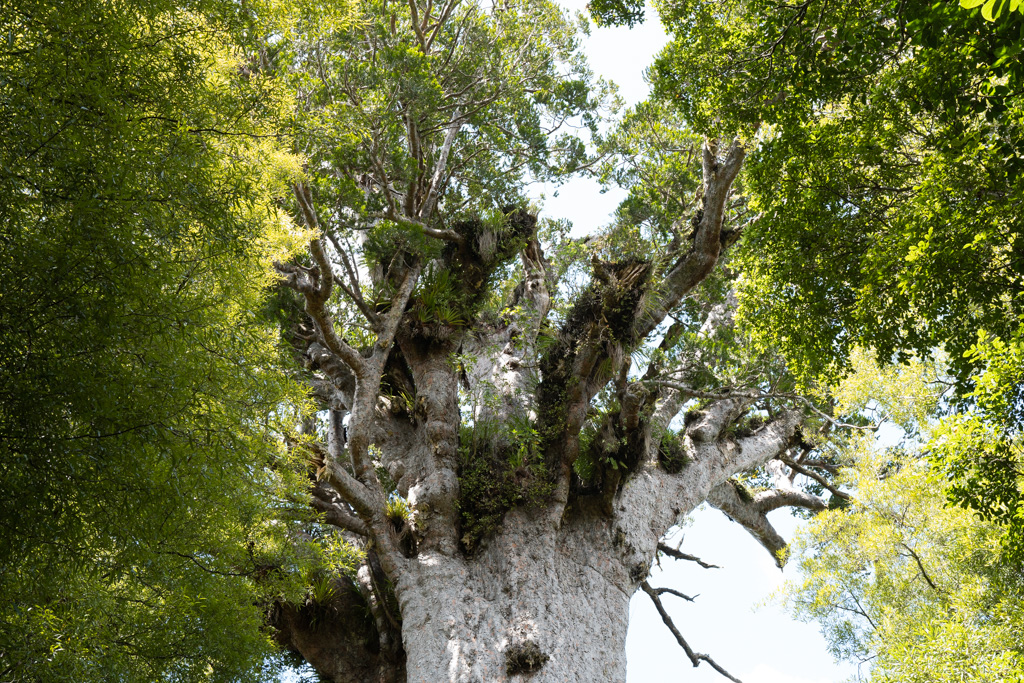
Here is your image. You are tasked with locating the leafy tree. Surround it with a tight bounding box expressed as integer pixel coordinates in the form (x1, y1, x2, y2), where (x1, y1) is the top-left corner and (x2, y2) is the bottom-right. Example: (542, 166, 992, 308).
(10, 0, 1005, 679)
(628, 0, 1024, 384)
(784, 354, 1024, 681)
(961, 0, 1023, 23)
(931, 331, 1024, 561)
(0, 0, 320, 679)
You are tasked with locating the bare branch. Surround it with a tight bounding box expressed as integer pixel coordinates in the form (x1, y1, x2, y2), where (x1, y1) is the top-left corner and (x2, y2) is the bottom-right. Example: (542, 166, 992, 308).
(657, 544, 721, 569)
(652, 586, 697, 602)
(375, 210, 464, 242)
(652, 381, 880, 432)
(641, 581, 743, 683)
(898, 542, 943, 592)
(778, 456, 851, 502)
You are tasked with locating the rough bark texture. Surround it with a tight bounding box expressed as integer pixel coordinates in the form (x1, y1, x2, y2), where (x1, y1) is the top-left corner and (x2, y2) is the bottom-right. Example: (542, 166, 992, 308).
(399, 509, 632, 682)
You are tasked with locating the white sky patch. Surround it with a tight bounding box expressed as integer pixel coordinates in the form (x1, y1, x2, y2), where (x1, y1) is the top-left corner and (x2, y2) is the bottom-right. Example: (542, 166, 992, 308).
(741, 663, 843, 683)
(625, 506, 856, 682)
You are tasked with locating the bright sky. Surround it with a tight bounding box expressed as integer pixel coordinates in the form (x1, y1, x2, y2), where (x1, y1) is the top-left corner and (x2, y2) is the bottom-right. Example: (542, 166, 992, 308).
(536, 3, 859, 682)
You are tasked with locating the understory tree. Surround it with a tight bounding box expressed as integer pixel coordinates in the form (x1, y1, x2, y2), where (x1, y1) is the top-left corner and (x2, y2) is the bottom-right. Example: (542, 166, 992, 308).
(266, 0, 850, 680)
(0, 0, 318, 679)
(784, 352, 1024, 681)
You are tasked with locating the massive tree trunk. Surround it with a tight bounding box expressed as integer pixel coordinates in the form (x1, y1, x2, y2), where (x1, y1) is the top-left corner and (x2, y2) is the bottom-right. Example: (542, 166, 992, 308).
(399, 509, 632, 682)
(397, 402, 801, 682)
(272, 136, 831, 682)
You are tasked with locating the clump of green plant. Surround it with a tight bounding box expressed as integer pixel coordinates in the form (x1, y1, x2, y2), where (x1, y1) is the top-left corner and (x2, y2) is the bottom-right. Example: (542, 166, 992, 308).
(728, 412, 766, 438)
(362, 219, 439, 275)
(572, 426, 600, 483)
(385, 494, 416, 556)
(658, 428, 691, 474)
(505, 640, 549, 675)
(730, 478, 755, 503)
(456, 419, 554, 553)
(385, 496, 410, 527)
(413, 268, 467, 327)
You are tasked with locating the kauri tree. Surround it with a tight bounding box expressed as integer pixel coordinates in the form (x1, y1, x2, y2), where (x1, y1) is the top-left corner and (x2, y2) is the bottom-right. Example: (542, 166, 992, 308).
(10, 0, 1018, 679)
(266, 0, 848, 680)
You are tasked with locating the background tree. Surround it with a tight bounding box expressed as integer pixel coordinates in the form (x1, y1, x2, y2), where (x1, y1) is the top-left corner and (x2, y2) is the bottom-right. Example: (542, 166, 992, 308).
(0, 0, 321, 679)
(599, 0, 1024, 562)
(784, 352, 1024, 681)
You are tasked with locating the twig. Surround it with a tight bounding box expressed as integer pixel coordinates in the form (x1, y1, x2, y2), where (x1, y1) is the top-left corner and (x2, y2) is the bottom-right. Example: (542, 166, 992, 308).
(779, 456, 851, 501)
(898, 543, 942, 592)
(652, 586, 697, 602)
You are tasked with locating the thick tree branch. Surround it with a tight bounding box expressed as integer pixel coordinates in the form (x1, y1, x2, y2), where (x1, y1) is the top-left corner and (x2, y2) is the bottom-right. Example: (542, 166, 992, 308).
(686, 397, 751, 443)
(290, 182, 369, 377)
(420, 108, 463, 219)
(376, 260, 422, 351)
(706, 480, 788, 568)
(310, 490, 371, 536)
(752, 487, 828, 514)
(633, 138, 746, 341)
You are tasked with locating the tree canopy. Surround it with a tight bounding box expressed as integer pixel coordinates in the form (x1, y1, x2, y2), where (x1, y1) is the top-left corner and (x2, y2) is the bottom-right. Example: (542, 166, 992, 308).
(784, 353, 1024, 681)
(593, 0, 1024, 562)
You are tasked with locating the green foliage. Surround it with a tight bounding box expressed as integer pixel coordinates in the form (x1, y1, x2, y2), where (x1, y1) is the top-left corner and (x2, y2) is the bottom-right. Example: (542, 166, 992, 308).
(284, 0, 611, 227)
(832, 348, 950, 437)
(646, 0, 1024, 387)
(961, 0, 1023, 23)
(0, 0, 315, 679)
(784, 448, 1024, 681)
(641, 0, 1024, 549)
(598, 101, 705, 238)
(784, 352, 1024, 681)
(657, 428, 692, 474)
(931, 330, 1024, 562)
(456, 420, 554, 553)
(587, 0, 645, 27)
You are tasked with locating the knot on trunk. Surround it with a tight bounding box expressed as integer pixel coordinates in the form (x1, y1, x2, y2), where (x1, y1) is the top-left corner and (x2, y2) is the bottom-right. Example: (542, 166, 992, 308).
(505, 639, 550, 675)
